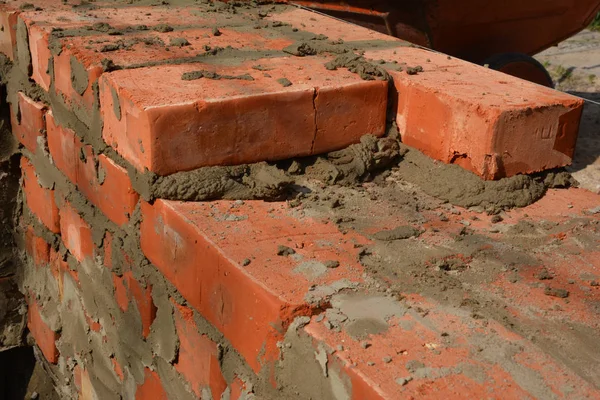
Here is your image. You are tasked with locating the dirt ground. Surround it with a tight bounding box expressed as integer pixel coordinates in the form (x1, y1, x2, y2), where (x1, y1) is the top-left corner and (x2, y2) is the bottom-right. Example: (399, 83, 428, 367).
(536, 29, 600, 193)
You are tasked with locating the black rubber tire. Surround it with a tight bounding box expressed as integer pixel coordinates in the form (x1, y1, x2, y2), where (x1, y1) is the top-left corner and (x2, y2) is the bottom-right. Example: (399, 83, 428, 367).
(483, 52, 554, 88)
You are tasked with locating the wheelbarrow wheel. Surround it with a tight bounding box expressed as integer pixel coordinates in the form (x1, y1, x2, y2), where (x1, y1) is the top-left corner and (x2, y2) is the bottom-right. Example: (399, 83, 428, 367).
(483, 53, 554, 88)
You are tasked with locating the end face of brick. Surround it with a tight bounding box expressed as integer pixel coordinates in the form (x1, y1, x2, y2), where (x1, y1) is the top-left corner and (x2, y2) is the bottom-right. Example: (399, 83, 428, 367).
(58, 199, 93, 262)
(140, 200, 293, 373)
(27, 298, 60, 364)
(21, 157, 60, 233)
(173, 301, 227, 399)
(365, 47, 584, 179)
(11, 92, 46, 153)
(46, 112, 139, 226)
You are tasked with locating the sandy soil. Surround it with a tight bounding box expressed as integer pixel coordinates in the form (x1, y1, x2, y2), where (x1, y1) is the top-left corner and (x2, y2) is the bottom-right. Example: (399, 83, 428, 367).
(536, 30, 600, 193)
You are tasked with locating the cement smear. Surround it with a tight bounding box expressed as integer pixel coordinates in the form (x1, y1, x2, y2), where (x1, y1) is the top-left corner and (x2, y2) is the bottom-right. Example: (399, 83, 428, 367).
(151, 163, 292, 201)
(148, 129, 575, 213)
(394, 145, 576, 214)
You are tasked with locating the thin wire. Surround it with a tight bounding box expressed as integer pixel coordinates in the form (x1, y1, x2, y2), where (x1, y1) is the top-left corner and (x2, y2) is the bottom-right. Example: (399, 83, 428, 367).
(290, 3, 600, 107)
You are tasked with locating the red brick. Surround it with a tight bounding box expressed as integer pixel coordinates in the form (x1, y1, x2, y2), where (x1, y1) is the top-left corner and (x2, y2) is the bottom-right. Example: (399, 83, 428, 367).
(136, 369, 168, 400)
(126, 273, 156, 338)
(73, 364, 82, 392)
(173, 301, 227, 399)
(49, 247, 78, 301)
(21, 157, 60, 233)
(229, 376, 250, 400)
(24, 227, 50, 266)
(103, 231, 113, 269)
(365, 47, 583, 179)
(52, 26, 292, 120)
(58, 199, 93, 262)
(140, 200, 367, 372)
(298, 296, 600, 399)
(11, 92, 46, 153)
(113, 274, 129, 312)
(26, 21, 53, 91)
(0, 8, 19, 60)
(20, 6, 243, 110)
(111, 357, 124, 382)
(16, 7, 99, 89)
(46, 111, 139, 225)
(27, 297, 60, 364)
(269, 7, 584, 179)
(101, 56, 387, 175)
(85, 313, 101, 333)
(112, 271, 156, 337)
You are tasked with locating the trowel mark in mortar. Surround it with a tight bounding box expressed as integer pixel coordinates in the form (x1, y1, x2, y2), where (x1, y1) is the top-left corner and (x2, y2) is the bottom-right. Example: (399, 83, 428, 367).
(329, 293, 407, 340)
(294, 261, 328, 280)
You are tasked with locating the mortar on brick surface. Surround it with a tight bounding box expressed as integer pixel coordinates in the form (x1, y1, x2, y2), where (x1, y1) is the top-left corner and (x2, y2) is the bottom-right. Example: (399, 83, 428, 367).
(3, 0, 577, 214)
(2, 1, 598, 398)
(146, 129, 577, 214)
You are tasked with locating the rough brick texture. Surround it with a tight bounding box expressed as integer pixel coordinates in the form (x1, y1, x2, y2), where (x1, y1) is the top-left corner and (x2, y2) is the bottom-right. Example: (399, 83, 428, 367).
(57, 199, 93, 262)
(46, 112, 139, 226)
(270, 7, 585, 179)
(173, 301, 227, 398)
(11, 92, 46, 153)
(4, 1, 598, 399)
(100, 58, 387, 175)
(27, 298, 59, 364)
(21, 157, 60, 233)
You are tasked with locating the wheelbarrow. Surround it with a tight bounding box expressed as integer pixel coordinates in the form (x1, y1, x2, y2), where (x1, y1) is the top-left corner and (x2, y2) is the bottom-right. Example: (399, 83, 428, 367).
(292, 0, 600, 87)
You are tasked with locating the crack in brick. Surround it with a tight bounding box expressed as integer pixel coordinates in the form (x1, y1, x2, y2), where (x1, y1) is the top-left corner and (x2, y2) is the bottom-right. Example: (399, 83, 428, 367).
(310, 87, 319, 154)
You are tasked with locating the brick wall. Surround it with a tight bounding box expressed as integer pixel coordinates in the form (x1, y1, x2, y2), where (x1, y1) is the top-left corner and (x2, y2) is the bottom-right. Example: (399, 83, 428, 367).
(0, 0, 594, 399)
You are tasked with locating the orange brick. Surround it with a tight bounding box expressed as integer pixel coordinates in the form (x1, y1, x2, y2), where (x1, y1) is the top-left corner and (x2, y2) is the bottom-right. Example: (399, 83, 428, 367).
(229, 376, 250, 400)
(85, 313, 101, 333)
(21, 157, 60, 233)
(73, 364, 82, 392)
(20, 6, 241, 113)
(173, 301, 227, 399)
(298, 296, 600, 399)
(17, 7, 99, 89)
(95, 154, 139, 225)
(364, 47, 583, 179)
(111, 357, 124, 381)
(11, 92, 46, 153)
(46, 112, 79, 183)
(26, 21, 53, 91)
(140, 200, 367, 372)
(46, 112, 139, 225)
(113, 274, 129, 312)
(48, 247, 78, 302)
(0, 7, 19, 60)
(58, 200, 93, 262)
(136, 369, 168, 400)
(27, 297, 60, 364)
(268, 6, 584, 179)
(24, 227, 50, 266)
(127, 274, 156, 338)
(101, 57, 387, 175)
(112, 271, 156, 337)
(103, 231, 113, 269)
(52, 26, 292, 120)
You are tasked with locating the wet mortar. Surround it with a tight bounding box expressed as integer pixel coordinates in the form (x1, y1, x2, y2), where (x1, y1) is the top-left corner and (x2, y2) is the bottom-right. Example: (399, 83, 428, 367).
(1, 0, 598, 397)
